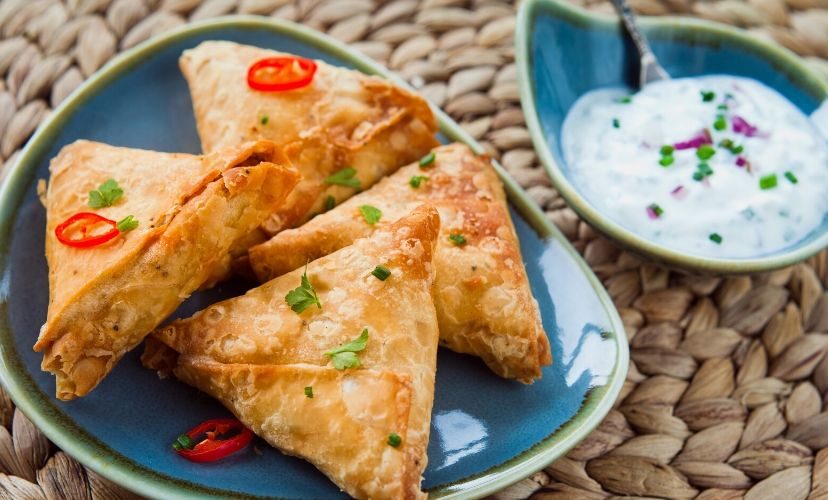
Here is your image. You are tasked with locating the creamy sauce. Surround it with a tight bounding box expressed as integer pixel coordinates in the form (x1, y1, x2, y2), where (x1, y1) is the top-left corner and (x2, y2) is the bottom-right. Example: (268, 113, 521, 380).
(561, 76, 828, 258)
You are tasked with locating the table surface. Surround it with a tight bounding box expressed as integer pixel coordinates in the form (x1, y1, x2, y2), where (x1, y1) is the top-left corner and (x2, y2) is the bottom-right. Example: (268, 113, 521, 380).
(0, 0, 827, 498)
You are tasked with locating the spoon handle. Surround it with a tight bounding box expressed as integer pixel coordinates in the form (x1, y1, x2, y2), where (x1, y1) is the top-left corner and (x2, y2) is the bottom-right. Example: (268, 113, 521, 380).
(610, 0, 670, 85)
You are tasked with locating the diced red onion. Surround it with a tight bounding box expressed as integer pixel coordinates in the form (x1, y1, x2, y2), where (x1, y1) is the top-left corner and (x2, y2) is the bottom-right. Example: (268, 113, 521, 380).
(646, 206, 660, 219)
(674, 129, 712, 150)
(732, 115, 759, 137)
(671, 185, 686, 199)
(735, 156, 747, 167)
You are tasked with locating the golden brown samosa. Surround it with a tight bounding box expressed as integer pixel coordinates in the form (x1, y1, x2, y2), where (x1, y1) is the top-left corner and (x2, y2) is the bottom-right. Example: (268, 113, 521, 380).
(249, 143, 551, 383)
(179, 40, 439, 236)
(35, 140, 299, 400)
(143, 206, 441, 499)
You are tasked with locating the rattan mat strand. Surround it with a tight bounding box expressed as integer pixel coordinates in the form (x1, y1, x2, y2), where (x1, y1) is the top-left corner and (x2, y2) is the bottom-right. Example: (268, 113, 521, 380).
(1, 0, 828, 498)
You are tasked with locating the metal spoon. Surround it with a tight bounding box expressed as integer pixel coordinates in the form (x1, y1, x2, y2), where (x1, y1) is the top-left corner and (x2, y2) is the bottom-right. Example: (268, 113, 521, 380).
(610, 0, 670, 86)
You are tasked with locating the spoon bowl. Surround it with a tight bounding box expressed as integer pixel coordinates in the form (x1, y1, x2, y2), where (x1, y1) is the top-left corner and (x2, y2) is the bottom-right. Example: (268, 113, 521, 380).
(516, 0, 828, 274)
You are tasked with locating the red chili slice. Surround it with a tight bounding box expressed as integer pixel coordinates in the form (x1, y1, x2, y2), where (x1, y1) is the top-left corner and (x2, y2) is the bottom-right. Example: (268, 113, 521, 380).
(247, 56, 317, 92)
(54, 212, 120, 248)
(173, 418, 253, 463)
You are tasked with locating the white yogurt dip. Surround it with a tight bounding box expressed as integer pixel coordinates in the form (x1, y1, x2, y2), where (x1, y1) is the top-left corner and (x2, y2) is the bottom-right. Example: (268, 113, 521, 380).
(561, 75, 828, 258)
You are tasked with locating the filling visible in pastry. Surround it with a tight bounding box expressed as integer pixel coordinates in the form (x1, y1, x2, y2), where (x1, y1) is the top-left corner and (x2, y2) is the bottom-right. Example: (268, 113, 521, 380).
(249, 143, 552, 383)
(35, 139, 299, 400)
(143, 205, 442, 499)
(179, 40, 440, 237)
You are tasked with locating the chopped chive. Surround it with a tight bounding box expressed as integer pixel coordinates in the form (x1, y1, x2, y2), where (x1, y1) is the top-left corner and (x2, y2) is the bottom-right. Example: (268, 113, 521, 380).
(660, 145, 675, 156)
(172, 434, 194, 451)
(260, 115, 269, 125)
(701, 90, 715, 102)
(784, 171, 798, 184)
(709, 233, 723, 244)
(409, 175, 428, 188)
(696, 145, 716, 160)
(371, 265, 391, 281)
(615, 96, 632, 104)
(692, 171, 704, 182)
(325, 167, 361, 189)
(719, 138, 733, 149)
(646, 203, 663, 219)
(387, 433, 402, 447)
(116, 215, 138, 232)
(612, 118, 620, 128)
(304, 386, 313, 398)
(659, 156, 675, 167)
(449, 233, 467, 246)
(713, 116, 727, 131)
(759, 173, 778, 190)
(418, 151, 436, 168)
(697, 163, 714, 177)
(717, 103, 729, 111)
(324, 195, 335, 211)
(731, 144, 744, 154)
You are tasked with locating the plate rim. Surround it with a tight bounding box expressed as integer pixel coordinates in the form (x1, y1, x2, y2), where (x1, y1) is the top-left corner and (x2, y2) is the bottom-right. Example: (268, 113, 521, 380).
(515, 0, 828, 275)
(0, 15, 629, 500)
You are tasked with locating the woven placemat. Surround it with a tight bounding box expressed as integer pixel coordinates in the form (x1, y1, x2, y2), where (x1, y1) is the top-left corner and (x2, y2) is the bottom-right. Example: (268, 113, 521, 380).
(1, 0, 827, 498)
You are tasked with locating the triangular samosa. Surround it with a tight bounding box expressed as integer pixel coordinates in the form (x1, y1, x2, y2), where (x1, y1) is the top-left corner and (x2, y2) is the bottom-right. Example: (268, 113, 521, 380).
(249, 143, 551, 383)
(35, 139, 299, 400)
(179, 40, 439, 236)
(143, 205, 441, 499)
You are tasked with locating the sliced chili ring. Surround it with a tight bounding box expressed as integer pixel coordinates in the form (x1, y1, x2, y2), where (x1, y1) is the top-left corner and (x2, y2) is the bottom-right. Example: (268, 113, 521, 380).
(247, 56, 317, 92)
(54, 212, 120, 248)
(173, 418, 253, 463)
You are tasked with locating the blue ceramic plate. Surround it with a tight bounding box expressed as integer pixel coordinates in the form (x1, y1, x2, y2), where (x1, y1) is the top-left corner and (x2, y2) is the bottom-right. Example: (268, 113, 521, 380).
(516, 0, 828, 274)
(0, 17, 627, 499)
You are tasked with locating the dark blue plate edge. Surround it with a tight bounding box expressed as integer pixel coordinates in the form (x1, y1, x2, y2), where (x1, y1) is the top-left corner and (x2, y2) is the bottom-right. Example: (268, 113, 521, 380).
(0, 16, 629, 500)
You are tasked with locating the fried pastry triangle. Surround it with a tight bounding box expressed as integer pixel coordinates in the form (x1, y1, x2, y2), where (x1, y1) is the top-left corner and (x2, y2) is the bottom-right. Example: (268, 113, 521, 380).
(143, 205, 441, 499)
(179, 41, 439, 236)
(249, 143, 551, 383)
(35, 139, 299, 400)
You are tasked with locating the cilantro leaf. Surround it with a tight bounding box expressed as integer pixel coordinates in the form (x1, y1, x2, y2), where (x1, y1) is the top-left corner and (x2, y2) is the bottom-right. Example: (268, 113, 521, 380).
(88, 179, 123, 208)
(285, 265, 322, 313)
(359, 205, 382, 225)
(116, 215, 138, 232)
(325, 167, 361, 189)
(449, 233, 467, 246)
(325, 329, 369, 370)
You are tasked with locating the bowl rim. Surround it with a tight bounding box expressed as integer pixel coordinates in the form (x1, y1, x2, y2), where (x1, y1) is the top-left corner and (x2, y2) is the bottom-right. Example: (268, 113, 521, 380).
(515, 0, 828, 274)
(0, 14, 629, 500)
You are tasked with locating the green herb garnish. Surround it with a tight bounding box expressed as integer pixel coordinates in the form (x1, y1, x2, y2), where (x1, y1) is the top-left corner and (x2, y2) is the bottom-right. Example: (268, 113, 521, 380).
(697, 163, 714, 177)
(659, 156, 675, 167)
(612, 118, 620, 129)
(615, 96, 632, 104)
(709, 233, 723, 244)
(696, 145, 716, 160)
(419, 151, 436, 168)
(285, 264, 322, 313)
(88, 179, 124, 208)
(116, 215, 138, 232)
(713, 115, 727, 131)
(325, 167, 361, 189)
(371, 265, 391, 281)
(701, 90, 715, 102)
(172, 434, 194, 451)
(718, 139, 743, 154)
(647, 203, 664, 217)
(759, 174, 778, 190)
(784, 171, 798, 184)
(409, 175, 428, 188)
(692, 171, 704, 182)
(325, 329, 368, 370)
(660, 145, 675, 156)
(449, 233, 467, 246)
(324, 195, 336, 211)
(387, 433, 402, 447)
(717, 103, 729, 111)
(359, 205, 382, 225)
(260, 115, 269, 125)
(304, 386, 313, 398)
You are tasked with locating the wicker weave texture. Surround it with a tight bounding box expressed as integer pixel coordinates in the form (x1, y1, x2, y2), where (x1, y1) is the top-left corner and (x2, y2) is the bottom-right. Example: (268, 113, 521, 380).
(1, 0, 828, 499)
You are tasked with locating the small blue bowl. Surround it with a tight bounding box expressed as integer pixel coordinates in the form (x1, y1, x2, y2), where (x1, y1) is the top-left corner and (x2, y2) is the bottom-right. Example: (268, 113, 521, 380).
(516, 0, 828, 274)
